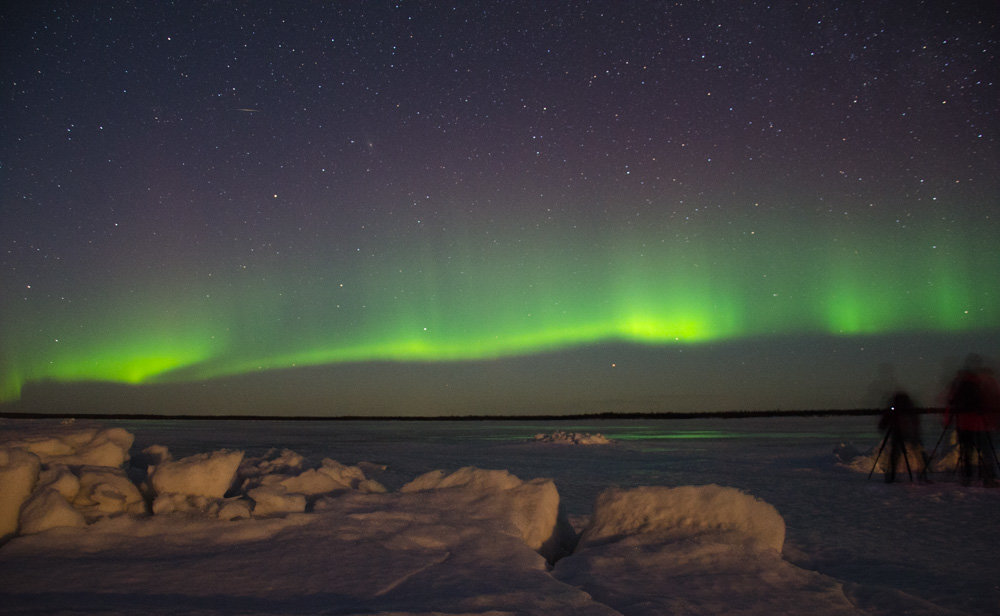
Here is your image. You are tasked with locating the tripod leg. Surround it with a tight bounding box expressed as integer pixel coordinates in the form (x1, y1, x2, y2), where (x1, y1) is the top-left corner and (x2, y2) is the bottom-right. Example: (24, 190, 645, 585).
(924, 419, 952, 477)
(918, 448, 932, 483)
(957, 432, 973, 484)
(986, 432, 1000, 472)
(902, 443, 914, 482)
(974, 432, 998, 486)
(868, 428, 891, 480)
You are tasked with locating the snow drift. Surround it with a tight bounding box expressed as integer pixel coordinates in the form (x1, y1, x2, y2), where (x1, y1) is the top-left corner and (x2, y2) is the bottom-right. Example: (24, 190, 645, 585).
(578, 484, 785, 552)
(401, 466, 568, 558)
(554, 485, 862, 616)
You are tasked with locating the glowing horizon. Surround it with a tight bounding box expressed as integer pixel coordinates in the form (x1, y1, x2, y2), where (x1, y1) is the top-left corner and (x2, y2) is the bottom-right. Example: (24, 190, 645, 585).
(3, 210, 997, 404)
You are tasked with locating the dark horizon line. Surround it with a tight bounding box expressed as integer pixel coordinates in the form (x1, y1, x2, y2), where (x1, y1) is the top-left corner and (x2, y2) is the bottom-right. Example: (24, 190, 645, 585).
(0, 408, 935, 422)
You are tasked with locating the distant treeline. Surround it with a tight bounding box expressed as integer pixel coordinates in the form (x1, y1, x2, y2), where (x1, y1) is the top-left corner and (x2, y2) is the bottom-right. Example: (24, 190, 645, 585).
(0, 408, 946, 422)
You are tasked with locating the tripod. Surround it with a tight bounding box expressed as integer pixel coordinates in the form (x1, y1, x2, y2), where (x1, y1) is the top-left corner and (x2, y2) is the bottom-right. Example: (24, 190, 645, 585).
(867, 424, 915, 482)
(924, 417, 1000, 485)
(958, 430, 1000, 484)
(919, 416, 953, 482)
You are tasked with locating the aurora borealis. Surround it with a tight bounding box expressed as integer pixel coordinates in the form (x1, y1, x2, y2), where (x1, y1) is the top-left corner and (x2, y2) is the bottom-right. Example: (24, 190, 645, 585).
(2, 2, 998, 415)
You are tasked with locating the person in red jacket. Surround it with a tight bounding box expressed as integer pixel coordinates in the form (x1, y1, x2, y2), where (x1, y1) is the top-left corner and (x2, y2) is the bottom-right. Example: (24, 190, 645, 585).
(945, 354, 1000, 486)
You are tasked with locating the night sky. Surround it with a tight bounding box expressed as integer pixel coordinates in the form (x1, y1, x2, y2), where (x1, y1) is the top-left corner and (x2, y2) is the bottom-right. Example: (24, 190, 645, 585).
(2, 2, 998, 416)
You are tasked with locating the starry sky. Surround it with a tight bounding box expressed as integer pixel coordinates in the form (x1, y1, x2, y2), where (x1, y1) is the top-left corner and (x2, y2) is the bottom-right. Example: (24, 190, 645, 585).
(2, 1, 998, 416)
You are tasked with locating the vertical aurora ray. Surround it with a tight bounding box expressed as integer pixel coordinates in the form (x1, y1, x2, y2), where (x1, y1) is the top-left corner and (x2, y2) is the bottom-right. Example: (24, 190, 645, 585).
(1, 208, 998, 404)
(819, 219, 1000, 335)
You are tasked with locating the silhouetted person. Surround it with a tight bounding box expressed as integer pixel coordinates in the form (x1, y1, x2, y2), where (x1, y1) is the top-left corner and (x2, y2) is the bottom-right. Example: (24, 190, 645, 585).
(945, 354, 1000, 486)
(878, 391, 922, 482)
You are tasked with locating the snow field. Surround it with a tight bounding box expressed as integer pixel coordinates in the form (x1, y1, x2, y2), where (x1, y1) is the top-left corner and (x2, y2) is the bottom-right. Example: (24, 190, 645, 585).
(1, 418, 992, 615)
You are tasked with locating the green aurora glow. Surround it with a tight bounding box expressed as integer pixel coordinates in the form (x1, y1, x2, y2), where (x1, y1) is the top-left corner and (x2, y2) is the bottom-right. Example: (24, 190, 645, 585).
(3, 212, 998, 405)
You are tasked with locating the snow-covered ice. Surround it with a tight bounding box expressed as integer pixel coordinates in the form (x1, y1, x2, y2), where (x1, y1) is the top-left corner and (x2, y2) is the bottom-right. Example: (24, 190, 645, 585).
(148, 448, 244, 498)
(555, 485, 862, 616)
(0, 446, 40, 540)
(0, 414, 997, 615)
(4, 426, 133, 467)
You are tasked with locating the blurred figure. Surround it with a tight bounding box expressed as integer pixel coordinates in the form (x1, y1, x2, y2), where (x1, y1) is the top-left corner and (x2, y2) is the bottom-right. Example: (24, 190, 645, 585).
(877, 391, 923, 482)
(945, 354, 1000, 487)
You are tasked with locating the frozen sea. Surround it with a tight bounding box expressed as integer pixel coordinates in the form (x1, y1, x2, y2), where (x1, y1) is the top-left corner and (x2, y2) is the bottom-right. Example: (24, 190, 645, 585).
(2, 413, 998, 615)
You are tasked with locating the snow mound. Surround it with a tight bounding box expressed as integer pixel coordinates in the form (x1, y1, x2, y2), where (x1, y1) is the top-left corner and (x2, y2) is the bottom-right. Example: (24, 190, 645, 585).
(533, 431, 612, 445)
(74, 467, 146, 520)
(4, 427, 133, 468)
(579, 484, 785, 552)
(36, 464, 81, 500)
(402, 466, 525, 492)
(1, 426, 142, 540)
(268, 458, 384, 495)
(136, 444, 171, 467)
(19, 488, 87, 535)
(150, 492, 253, 519)
(137, 446, 387, 517)
(240, 448, 305, 479)
(553, 486, 867, 616)
(238, 455, 387, 515)
(247, 485, 308, 516)
(401, 467, 567, 558)
(2, 428, 392, 538)
(149, 449, 244, 499)
(0, 447, 41, 540)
